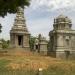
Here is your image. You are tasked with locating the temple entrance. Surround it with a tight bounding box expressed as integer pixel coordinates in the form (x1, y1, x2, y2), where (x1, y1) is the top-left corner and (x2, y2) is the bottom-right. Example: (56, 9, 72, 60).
(65, 51, 70, 59)
(18, 35, 23, 47)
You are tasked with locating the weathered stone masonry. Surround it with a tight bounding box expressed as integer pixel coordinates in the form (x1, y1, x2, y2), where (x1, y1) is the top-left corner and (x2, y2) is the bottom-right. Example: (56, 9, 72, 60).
(10, 7, 30, 50)
(49, 15, 75, 59)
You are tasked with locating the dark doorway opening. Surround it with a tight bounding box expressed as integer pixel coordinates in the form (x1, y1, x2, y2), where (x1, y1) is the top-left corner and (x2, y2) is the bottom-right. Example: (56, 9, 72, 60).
(36, 45, 38, 50)
(18, 35, 23, 46)
(65, 51, 70, 59)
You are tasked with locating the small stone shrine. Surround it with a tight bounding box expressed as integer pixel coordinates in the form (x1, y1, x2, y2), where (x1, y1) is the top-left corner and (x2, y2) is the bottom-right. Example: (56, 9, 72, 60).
(10, 7, 30, 50)
(34, 34, 48, 55)
(49, 14, 75, 59)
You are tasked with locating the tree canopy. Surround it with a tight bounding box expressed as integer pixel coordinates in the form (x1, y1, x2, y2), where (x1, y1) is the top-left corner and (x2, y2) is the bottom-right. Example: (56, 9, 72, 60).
(0, 0, 30, 17)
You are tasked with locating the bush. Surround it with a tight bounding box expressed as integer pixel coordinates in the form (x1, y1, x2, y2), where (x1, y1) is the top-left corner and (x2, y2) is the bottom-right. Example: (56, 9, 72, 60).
(29, 36, 36, 51)
(1, 39, 10, 49)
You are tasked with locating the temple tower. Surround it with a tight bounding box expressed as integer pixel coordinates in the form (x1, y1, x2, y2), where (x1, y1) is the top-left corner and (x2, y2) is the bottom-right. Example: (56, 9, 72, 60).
(10, 7, 30, 50)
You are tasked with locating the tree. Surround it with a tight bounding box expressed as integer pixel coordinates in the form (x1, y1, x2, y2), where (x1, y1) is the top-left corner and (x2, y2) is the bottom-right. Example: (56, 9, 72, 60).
(0, 0, 30, 33)
(0, 0, 30, 17)
(1, 39, 10, 49)
(29, 36, 36, 51)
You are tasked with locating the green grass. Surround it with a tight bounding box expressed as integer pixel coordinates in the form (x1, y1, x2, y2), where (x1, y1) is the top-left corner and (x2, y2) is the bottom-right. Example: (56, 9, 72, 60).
(0, 50, 75, 75)
(43, 66, 74, 75)
(0, 59, 36, 75)
(0, 59, 75, 75)
(0, 69, 37, 75)
(0, 59, 10, 69)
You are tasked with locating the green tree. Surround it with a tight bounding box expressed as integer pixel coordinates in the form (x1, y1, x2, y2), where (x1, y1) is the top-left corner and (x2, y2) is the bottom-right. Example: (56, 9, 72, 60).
(1, 39, 10, 49)
(7, 40, 10, 45)
(29, 36, 36, 51)
(0, 0, 30, 33)
(0, 0, 30, 17)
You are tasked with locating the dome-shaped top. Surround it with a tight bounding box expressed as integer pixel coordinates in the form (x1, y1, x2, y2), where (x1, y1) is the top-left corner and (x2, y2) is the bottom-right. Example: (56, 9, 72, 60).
(53, 14, 72, 30)
(55, 14, 71, 23)
(57, 14, 66, 19)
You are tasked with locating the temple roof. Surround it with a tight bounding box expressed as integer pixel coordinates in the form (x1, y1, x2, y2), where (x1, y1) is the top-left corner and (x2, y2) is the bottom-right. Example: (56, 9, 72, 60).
(57, 14, 66, 19)
(55, 14, 71, 23)
(11, 7, 29, 33)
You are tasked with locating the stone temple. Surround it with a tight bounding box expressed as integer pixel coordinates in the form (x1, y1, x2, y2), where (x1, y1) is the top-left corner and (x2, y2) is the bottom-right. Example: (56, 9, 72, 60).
(34, 34, 48, 55)
(49, 14, 75, 59)
(10, 7, 30, 49)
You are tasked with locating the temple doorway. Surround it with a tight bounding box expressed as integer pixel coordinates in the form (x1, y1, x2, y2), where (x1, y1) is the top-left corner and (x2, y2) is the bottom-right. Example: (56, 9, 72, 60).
(65, 51, 70, 59)
(18, 35, 23, 46)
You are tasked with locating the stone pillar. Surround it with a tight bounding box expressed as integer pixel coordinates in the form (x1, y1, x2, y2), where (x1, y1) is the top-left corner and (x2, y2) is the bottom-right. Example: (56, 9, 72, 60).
(23, 35, 30, 50)
(14, 35, 17, 47)
(10, 33, 15, 48)
(10, 34, 13, 48)
(39, 37, 48, 55)
(57, 35, 64, 47)
(15, 35, 18, 47)
(56, 35, 65, 58)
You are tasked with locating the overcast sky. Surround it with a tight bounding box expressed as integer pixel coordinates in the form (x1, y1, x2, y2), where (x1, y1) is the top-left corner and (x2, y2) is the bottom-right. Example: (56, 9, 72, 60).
(0, 0, 75, 40)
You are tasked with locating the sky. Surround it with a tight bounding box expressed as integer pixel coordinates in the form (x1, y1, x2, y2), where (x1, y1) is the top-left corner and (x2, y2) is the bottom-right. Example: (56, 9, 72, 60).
(0, 0, 75, 40)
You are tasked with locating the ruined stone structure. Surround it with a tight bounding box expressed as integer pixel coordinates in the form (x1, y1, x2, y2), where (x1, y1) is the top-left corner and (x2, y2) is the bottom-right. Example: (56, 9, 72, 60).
(49, 15, 75, 59)
(34, 34, 48, 55)
(10, 7, 30, 50)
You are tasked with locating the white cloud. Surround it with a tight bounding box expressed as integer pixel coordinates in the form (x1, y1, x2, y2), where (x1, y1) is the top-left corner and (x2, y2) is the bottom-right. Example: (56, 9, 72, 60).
(1, 0, 75, 40)
(30, 0, 75, 11)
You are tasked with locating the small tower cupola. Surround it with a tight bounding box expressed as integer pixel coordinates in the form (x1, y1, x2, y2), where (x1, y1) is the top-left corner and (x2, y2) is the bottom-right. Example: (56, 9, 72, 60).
(53, 14, 72, 30)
